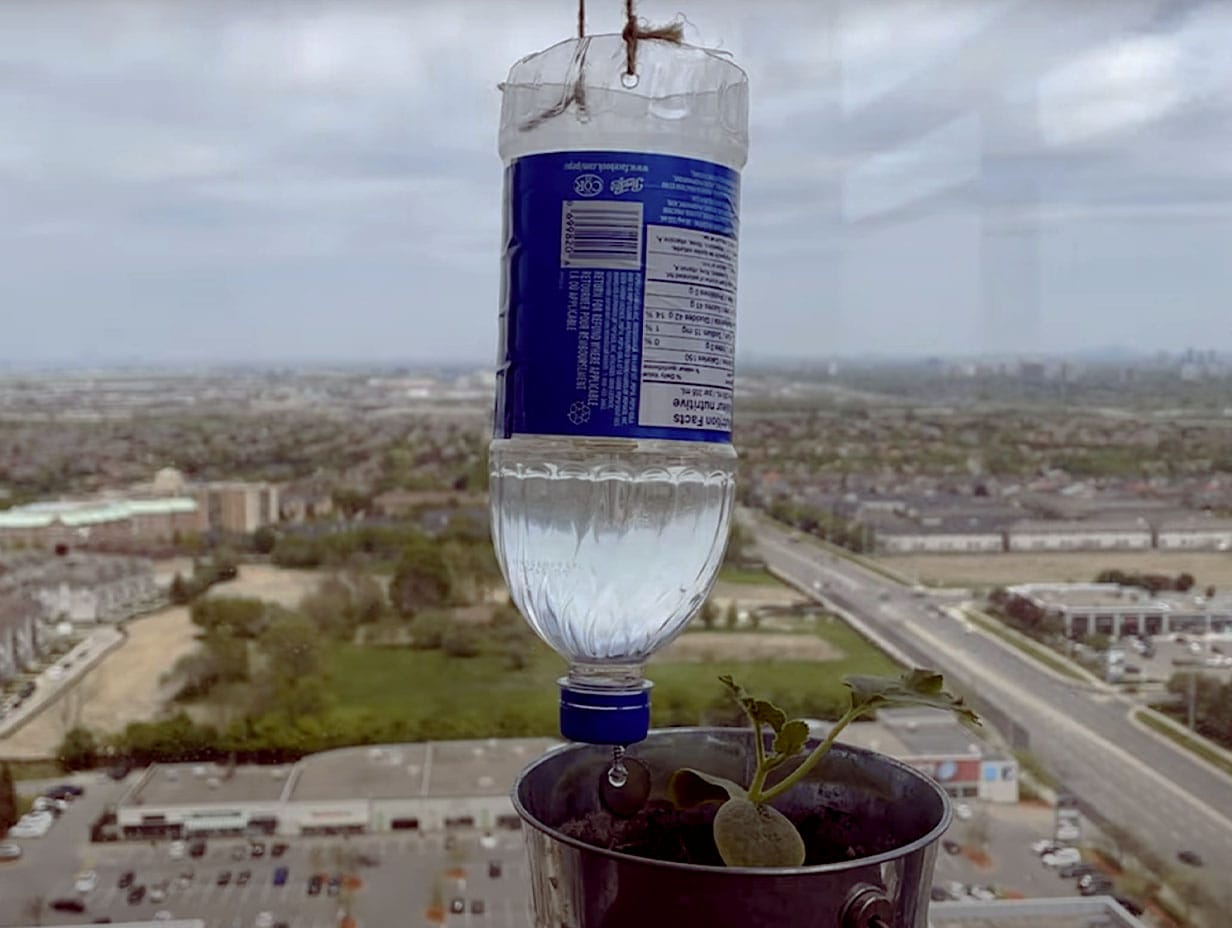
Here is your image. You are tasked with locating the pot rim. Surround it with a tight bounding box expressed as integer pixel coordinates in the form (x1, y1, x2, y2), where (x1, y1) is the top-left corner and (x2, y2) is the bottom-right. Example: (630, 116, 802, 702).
(512, 726, 954, 877)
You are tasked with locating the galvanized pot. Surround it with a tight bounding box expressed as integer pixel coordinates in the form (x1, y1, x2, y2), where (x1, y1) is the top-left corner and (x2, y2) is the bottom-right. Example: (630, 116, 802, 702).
(513, 728, 950, 928)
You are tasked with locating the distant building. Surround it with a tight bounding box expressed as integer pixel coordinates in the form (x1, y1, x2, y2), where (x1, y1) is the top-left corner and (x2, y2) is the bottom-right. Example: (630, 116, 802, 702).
(1007, 583, 1232, 638)
(874, 516, 1008, 554)
(1155, 515, 1232, 551)
(808, 709, 1018, 804)
(1006, 518, 1153, 552)
(195, 482, 279, 535)
(0, 587, 44, 683)
(0, 552, 159, 625)
(115, 738, 559, 839)
(0, 497, 202, 549)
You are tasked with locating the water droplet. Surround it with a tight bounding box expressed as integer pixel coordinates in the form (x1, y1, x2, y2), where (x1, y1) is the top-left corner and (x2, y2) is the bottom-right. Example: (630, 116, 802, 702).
(620, 72, 640, 89)
(607, 745, 628, 787)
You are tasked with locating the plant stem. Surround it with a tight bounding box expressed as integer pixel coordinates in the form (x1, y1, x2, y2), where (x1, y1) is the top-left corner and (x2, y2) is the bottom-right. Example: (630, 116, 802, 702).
(756, 703, 866, 804)
(752, 718, 766, 769)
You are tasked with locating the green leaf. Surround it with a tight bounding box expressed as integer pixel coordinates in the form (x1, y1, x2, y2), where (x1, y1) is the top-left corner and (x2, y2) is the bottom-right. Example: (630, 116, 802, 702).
(669, 768, 748, 809)
(713, 798, 806, 867)
(719, 676, 787, 732)
(844, 669, 980, 727)
(748, 700, 787, 733)
(772, 719, 810, 757)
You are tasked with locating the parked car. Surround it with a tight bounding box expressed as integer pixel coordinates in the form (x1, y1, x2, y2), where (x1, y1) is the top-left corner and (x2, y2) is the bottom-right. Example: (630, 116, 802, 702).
(942, 839, 962, 855)
(127, 885, 146, 905)
(1057, 863, 1096, 879)
(51, 898, 86, 913)
(450, 898, 465, 914)
(271, 842, 288, 858)
(0, 843, 22, 861)
(487, 861, 502, 879)
(1177, 849, 1204, 867)
(273, 866, 288, 886)
(1042, 848, 1082, 868)
(117, 870, 135, 889)
(1080, 878, 1114, 896)
(217, 870, 232, 886)
(168, 840, 186, 860)
(1031, 839, 1060, 855)
(307, 874, 323, 896)
(327, 875, 341, 896)
(953, 802, 973, 821)
(148, 883, 168, 904)
(75, 870, 98, 894)
(237, 870, 251, 886)
(249, 840, 266, 857)
(177, 869, 194, 889)
(189, 840, 207, 858)
(968, 885, 997, 901)
(254, 912, 274, 928)
(1055, 822, 1081, 842)
(470, 899, 485, 914)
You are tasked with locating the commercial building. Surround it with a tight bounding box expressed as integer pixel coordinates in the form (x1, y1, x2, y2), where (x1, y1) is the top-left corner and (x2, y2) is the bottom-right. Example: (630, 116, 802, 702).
(1005, 518, 1153, 552)
(115, 738, 558, 840)
(0, 498, 202, 550)
(0, 552, 160, 625)
(929, 896, 1146, 927)
(809, 709, 1018, 804)
(1006, 583, 1232, 639)
(1155, 514, 1232, 550)
(195, 481, 280, 535)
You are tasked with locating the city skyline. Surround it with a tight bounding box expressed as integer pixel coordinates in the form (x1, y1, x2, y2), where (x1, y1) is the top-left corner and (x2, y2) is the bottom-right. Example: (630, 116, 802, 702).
(2, 0, 1230, 364)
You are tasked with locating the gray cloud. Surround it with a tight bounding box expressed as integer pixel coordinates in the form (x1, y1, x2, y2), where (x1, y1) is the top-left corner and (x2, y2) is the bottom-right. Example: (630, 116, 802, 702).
(1, 0, 1230, 364)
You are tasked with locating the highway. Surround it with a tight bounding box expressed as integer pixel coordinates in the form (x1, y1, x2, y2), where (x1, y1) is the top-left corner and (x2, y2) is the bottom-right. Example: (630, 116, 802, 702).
(751, 518, 1232, 909)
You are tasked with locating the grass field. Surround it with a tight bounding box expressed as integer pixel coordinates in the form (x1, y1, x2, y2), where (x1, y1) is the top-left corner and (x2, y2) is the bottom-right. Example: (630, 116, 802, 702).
(322, 616, 900, 735)
(879, 550, 1232, 590)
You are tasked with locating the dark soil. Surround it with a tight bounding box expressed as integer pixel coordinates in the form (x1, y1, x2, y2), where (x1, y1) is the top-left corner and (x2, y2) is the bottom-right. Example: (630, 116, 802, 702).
(560, 799, 901, 867)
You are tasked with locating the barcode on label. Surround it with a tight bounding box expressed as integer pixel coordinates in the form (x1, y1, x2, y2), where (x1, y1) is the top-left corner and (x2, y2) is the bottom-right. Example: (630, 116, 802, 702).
(561, 200, 644, 269)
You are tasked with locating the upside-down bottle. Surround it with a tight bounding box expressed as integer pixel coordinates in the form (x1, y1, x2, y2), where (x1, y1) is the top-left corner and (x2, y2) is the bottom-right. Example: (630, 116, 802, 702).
(490, 33, 749, 745)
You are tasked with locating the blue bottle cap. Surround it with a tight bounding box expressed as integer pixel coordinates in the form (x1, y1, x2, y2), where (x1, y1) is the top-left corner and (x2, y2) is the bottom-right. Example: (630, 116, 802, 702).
(558, 679, 652, 746)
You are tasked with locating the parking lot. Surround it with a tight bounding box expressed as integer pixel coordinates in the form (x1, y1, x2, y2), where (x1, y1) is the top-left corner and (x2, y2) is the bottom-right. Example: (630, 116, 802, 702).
(1, 823, 534, 928)
(930, 801, 1111, 904)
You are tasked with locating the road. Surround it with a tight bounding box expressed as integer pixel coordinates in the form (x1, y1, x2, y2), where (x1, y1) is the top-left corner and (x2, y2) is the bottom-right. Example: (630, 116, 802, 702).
(752, 520, 1232, 912)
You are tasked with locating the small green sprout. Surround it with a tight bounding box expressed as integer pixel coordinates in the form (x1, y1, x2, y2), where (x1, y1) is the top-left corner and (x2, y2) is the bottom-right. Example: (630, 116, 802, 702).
(669, 669, 979, 868)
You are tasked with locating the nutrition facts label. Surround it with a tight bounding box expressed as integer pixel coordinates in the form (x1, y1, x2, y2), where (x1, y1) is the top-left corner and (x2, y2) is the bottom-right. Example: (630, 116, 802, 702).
(638, 225, 737, 433)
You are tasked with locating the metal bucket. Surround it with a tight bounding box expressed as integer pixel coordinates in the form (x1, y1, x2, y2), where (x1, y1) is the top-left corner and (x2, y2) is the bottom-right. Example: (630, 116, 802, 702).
(513, 728, 950, 928)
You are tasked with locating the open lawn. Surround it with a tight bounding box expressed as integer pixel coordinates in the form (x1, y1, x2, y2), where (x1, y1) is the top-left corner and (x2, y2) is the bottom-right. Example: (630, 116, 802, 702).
(879, 550, 1232, 590)
(322, 615, 900, 734)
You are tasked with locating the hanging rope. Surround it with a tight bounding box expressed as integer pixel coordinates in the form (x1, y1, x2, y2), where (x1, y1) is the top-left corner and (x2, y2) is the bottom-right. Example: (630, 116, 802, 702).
(621, 0, 684, 77)
(578, 0, 585, 38)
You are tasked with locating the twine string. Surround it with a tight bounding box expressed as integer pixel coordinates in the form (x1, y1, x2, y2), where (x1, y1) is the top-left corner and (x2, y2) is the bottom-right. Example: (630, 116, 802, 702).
(620, 0, 683, 77)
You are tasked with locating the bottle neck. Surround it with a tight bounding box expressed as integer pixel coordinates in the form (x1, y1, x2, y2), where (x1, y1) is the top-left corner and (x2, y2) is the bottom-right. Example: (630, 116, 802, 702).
(566, 660, 646, 692)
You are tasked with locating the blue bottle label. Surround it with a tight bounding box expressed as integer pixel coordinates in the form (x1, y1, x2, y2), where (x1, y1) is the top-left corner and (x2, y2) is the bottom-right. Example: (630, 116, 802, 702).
(496, 150, 739, 442)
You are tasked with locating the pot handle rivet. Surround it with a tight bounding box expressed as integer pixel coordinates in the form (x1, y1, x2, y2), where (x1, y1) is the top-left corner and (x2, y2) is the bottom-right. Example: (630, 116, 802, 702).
(840, 883, 893, 928)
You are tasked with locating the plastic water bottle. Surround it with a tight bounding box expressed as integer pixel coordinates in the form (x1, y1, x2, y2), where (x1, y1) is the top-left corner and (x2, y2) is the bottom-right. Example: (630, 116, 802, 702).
(491, 34, 749, 746)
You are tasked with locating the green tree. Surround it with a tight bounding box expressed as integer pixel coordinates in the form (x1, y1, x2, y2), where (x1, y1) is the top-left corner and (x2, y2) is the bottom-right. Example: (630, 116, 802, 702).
(57, 726, 99, 771)
(725, 601, 739, 630)
(190, 596, 268, 638)
(168, 572, 190, 605)
(257, 612, 328, 719)
(408, 611, 452, 650)
(442, 625, 483, 659)
(700, 599, 719, 630)
(0, 762, 17, 834)
(252, 525, 277, 555)
(389, 538, 452, 617)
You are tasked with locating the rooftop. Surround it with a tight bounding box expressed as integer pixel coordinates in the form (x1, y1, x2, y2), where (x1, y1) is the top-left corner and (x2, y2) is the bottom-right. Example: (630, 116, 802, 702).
(287, 738, 560, 802)
(1009, 517, 1152, 535)
(929, 897, 1145, 927)
(810, 710, 986, 761)
(125, 762, 293, 807)
(0, 496, 198, 529)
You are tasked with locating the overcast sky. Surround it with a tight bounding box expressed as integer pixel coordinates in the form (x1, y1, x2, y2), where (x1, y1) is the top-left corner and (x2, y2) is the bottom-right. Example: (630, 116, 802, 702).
(1, 0, 1230, 365)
